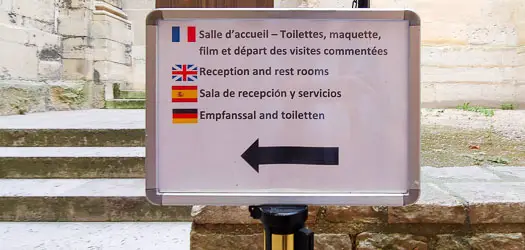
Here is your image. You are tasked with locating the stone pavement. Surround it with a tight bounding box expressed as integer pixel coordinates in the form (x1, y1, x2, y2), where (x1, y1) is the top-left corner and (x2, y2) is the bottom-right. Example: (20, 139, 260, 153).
(0, 167, 524, 249)
(0, 110, 145, 129)
(0, 222, 191, 249)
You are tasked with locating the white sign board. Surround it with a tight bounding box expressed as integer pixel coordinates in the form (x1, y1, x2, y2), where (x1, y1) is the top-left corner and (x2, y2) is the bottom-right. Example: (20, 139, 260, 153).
(146, 9, 421, 206)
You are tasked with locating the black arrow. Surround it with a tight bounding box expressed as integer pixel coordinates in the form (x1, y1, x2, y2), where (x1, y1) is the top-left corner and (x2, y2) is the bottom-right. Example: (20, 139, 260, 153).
(241, 139, 339, 173)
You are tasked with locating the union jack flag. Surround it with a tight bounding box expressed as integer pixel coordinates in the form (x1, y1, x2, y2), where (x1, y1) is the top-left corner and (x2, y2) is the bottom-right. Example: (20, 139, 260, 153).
(172, 64, 198, 82)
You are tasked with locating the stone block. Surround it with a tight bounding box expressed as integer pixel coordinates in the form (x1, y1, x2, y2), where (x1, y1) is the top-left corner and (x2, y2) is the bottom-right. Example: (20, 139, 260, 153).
(0, 23, 61, 50)
(435, 234, 525, 250)
(132, 45, 145, 60)
(0, 0, 14, 12)
(467, 233, 525, 250)
(422, 166, 502, 182)
(505, 66, 525, 84)
(63, 59, 94, 80)
(47, 81, 91, 111)
(0, 23, 30, 44)
(0, 9, 14, 26)
(92, 12, 132, 45)
(324, 206, 385, 224)
(315, 234, 352, 250)
(38, 61, 62, 80)
(0, 41, 38, 81)
(421, 83, 436, 106)
(388, 183, 466, 224)
(12, 0, 55, 23)
(62, 37, 93, 60)
(0, 81, 48, 115)
(442, 182, 525, 224)
(355, 233, 428, 250)
(99, 0, 122, 8)
(58, 8, 92, 37)
(92, 39, 131, 65)
(130, 58, 145, 91)
(487, 167, 525, 180)
(122, 0, 154, 9)
(124, 9, 148, 46)
(28, 30, 62, 50)
(275, 0, 303, 8)
(38, 45, 62, 62)
(190, 232, 263, 250)
(423, 46, 523, 68)
(434, 83, 516, 108)
(517, 85, 525, 106)
(434, 234, 474, 250)
(191, 205, 320, 225)
(61, 0, 94, 10)
(191, 206, 258, 224)
(93, 61, 131, 83)
(423, 66, 508, 84)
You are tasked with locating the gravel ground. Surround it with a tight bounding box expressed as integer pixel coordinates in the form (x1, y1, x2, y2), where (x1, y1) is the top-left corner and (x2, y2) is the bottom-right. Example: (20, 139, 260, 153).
(422, 109, 525, 141)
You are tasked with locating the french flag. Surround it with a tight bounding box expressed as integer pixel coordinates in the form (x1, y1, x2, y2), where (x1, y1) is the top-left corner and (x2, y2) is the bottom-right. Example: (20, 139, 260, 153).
(172, 26, 196, 43)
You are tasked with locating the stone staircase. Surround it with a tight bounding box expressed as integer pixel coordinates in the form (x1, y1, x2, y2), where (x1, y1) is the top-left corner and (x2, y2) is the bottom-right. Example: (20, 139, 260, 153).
(105, 85, 146, 109)
(1, 109, 525, 249)
(0, 109, 189, 249)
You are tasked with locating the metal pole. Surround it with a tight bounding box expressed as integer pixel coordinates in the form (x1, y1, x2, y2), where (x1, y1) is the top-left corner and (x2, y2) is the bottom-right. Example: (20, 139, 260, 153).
(250, 205, 313, 250)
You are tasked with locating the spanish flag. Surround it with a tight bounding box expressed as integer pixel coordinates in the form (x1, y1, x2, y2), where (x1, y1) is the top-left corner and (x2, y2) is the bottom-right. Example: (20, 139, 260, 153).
(172, 86, 198, 102)
(172, 109, 198, 124)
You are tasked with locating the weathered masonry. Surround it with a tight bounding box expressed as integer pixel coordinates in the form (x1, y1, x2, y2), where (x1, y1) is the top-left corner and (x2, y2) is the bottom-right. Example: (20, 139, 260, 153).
(1, 0, 524, 115)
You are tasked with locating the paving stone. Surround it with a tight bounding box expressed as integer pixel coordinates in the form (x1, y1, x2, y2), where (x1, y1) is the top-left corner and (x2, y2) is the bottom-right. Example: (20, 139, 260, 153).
(355, 233, 428, 250)
(467, 233, 525, 250)
(434, 234, 471, 249)
(0, 109, 145, 129)
(0, 179, 144, 196)
(324, 206, 385, 223)
(486, 167, 525, 180)
(388, 183, 466, 224)
(0, 179, 191, 222)
(0, 222, 191, 249)
(190, 232, 263, 250)
(432, 233, 525, 250)
(443, 182, 525, 224)
(315, 234, 352, 250)
(422, 166, 501, 182)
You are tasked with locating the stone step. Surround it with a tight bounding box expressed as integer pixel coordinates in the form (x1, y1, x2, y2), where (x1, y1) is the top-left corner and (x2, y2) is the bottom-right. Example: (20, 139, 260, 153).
(118, 90, 146, 99)
(0, 147, 144, 178)
(0, 110, 145, 147)
(0, 222, 191, 249)
(0, 179, 191, 222)
(105, 99, 145, 109)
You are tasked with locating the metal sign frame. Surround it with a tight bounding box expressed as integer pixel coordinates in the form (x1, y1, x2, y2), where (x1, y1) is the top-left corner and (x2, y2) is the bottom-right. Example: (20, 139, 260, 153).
(145, 8, 421, 206)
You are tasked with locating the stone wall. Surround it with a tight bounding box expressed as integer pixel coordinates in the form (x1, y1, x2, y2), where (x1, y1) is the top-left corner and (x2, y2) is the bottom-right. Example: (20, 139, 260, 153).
(190, 166, 525, 249)
(122, 0, 154, 91)
(277, 0, 525, 108)
(1, 0, 524, 115)
(0, 0, 134, 115)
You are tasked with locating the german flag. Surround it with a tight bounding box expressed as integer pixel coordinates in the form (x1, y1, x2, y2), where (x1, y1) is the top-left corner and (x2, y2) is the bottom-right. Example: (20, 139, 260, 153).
(172, 86, 198, 103)
(172, 109, 198, 124)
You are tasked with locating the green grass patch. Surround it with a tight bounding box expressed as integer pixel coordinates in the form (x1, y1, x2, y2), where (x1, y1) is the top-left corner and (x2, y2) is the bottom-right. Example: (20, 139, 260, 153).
(501, 103, 516, 110)
(456, 102, 495, 117)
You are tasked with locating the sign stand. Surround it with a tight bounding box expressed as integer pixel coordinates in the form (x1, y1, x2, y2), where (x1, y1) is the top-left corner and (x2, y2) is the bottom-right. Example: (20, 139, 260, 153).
(146, 3, 422, 250)
(244, 2, 371, 249)
(249, 205, 313, 250)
